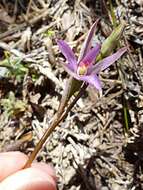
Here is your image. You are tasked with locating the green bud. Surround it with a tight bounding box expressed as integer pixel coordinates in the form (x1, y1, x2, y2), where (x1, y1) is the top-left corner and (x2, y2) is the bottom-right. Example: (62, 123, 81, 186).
(96, 21, 126, 62)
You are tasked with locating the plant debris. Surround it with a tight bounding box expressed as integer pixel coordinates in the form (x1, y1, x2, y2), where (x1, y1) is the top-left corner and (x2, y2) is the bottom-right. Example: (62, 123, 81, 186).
(0, 0, 143, 189)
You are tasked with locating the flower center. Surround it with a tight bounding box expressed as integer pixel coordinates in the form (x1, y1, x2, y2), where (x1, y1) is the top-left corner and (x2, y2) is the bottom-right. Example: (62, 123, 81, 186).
(77, 65, 87, 76)
(77, 61, 89, 76)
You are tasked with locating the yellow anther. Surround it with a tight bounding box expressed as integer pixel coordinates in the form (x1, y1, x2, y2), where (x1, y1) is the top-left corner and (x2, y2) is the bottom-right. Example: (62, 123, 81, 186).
(77, 65, 87, 76)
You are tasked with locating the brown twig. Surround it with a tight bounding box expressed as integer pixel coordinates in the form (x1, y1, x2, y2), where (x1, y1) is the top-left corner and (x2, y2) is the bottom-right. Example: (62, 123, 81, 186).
(0, 9, 50, 40)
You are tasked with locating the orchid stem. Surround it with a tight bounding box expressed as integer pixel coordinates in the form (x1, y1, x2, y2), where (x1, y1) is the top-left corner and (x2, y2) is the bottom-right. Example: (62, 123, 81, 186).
(108, 0, 116, 27)
(57, 78, 73, 117)
(23, 83, 87, 168)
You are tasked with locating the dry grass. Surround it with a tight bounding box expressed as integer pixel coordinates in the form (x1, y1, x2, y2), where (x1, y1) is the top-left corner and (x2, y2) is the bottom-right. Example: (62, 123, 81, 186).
(0, 0, 143, 189)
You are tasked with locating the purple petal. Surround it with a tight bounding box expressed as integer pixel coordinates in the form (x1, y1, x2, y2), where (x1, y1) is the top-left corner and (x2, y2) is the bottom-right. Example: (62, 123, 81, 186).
(60, 62, 80, 80)
(57, 40, 77, 71)
(92, 47, 127, 74)
(60, 61, 102, 92)
(79, 43, 101, 71)
(80, 74, 102, 91)
(78, 19, 99, 61)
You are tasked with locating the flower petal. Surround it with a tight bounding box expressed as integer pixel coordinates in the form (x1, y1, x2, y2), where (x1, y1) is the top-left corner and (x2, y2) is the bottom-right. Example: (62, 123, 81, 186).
(57, 40, 77, 71)
(80, 74, 102, 91)
(78, 19, 99, 61)
(79, 43, 101, 69)
(60, 61, 102, 92)
(60, 62, 80, 80)
(92, 47, 127, 74)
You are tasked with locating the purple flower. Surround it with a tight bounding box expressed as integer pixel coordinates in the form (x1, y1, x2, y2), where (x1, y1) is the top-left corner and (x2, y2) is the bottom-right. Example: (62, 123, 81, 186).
(57, 21, 127, 92)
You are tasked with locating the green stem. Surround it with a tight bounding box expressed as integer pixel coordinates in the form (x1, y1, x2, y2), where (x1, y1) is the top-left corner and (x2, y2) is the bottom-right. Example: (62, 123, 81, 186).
(108, 0, 130, 133)
(109, 0, 117, 27)
(0, 64, 13, 70)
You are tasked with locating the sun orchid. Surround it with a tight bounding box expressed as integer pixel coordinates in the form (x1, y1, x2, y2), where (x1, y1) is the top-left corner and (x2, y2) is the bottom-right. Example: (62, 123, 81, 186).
(57, 21, 127, 92)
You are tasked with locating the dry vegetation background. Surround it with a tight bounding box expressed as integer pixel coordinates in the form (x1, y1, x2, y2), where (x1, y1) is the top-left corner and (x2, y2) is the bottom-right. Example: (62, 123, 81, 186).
(0, 0, 143, 189)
